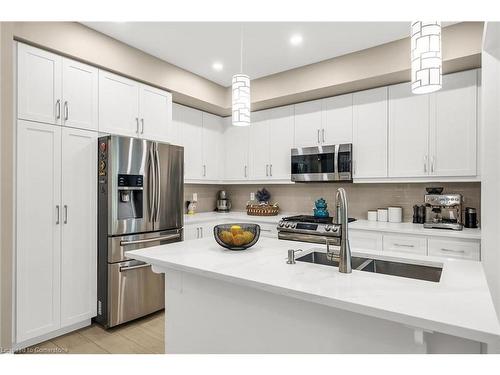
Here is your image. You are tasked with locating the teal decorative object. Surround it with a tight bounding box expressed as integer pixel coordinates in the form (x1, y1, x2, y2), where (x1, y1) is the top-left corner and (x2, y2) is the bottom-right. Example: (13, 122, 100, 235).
(313, 198, 329, 218)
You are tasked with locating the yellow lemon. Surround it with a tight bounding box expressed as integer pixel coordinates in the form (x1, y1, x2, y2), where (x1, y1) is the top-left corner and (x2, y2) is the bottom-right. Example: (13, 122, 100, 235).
(242, 231, 255, 244)
(219, 231, 234, 245)
(232, 234, 246, 246)
(230, 225, 243, 236)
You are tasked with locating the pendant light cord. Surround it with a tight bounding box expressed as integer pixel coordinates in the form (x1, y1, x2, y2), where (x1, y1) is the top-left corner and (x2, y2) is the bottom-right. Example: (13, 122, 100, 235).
(240, 24, 243, 73)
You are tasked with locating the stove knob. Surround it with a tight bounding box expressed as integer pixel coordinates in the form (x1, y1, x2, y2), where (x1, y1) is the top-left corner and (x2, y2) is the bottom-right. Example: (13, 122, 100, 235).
(278, 221, 284, 227)
(291, 223, 296, 229)
(325, 225, 331, 231)
(285, 223, 291, 228)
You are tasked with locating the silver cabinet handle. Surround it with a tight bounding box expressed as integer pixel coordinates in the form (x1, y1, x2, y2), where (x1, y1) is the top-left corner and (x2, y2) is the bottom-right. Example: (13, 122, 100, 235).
(270, 164, 273, 177)
(136, 117, 140, 134)
(424, 155, 428, 173)
(244, 165, 248, 178)
(196, 227, 200, 238)
(322, 129, 325, 143)
(64, 101, 69, 121)
(56, 99, 61, 119)
(393, 243, 414, 248)
(141, 118, 145, 134)
(317, 129, 320, 143)
(64, 205, 68, 224)
(56, 205, 60, 224)
(203, 165, 206, 177)
(200, 227, 203, 237)
(431, 156, 435, 173)
(120, 263, 151, 272)
(120, 233, 181, 246)
(440, 248, 465, 254)
(266, 164, 269, 177)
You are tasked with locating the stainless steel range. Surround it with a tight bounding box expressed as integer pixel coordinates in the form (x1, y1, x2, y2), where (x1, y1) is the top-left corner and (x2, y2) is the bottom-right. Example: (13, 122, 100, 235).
(277, 215, 343, 245)
(97, 135, 184, 328)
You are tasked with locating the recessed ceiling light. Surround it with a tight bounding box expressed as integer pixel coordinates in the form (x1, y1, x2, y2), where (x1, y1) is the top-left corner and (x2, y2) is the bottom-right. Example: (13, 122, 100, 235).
(290, 34, 303, 46)
(212, 62, 223, 71)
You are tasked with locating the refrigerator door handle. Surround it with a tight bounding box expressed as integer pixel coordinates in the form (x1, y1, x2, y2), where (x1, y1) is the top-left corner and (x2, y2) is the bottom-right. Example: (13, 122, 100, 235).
(148, 145, 156, 223)
(120, 233, 181, 246)
(155, 143, 161, 222)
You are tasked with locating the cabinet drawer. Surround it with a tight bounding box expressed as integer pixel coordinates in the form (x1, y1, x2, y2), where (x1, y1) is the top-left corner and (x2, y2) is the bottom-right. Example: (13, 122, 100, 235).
(350, 230, 383, 252)
(428, 238, 480, 260)
(383, 234, 427, 255)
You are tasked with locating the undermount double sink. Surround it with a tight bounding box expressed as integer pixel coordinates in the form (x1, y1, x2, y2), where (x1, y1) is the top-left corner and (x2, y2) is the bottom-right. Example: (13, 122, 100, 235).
(296, 251, 443, 283)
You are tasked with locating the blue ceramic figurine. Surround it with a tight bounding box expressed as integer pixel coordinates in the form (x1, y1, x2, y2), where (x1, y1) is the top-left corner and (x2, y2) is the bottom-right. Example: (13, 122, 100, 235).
(313, 198, 329, 218)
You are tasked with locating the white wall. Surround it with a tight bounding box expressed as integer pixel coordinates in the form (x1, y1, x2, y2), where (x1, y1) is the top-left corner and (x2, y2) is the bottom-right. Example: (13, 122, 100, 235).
(480, 22, 500, 352)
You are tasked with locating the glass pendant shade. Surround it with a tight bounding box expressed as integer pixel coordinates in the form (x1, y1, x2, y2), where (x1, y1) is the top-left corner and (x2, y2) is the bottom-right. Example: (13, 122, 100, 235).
(411, 21, 442, 94)
(232, 73, 251, 126)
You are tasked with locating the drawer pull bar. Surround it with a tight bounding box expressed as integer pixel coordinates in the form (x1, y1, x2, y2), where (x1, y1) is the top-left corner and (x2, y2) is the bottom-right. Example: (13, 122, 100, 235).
(120, 264, 151, 272)
(394, 243, 415, 248)
(440, 248, 465, 253)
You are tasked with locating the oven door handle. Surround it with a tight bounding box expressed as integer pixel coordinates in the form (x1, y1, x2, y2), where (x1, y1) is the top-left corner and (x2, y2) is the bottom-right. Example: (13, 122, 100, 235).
(119, 263, 151, 272)
(120, 233, 180, 246)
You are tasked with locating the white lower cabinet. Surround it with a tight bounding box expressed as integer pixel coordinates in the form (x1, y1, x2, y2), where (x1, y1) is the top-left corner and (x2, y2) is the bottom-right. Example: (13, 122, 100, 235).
(16, 120, 97, 343)
(428, 238, 480, 261)
(184, 223, 215, 240)
(349, 230, 383, 252)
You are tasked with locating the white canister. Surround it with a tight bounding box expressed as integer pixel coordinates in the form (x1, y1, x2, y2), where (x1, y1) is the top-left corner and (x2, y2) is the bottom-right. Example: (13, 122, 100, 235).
(377, 208, 388, 222)
(388, 207, 403, 223)
(367, 210, 378, 221)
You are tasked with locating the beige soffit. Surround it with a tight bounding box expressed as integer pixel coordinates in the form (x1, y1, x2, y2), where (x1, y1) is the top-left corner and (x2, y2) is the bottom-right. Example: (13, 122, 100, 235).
(11, 21, 228, 115)
(246, 22, 483, 113)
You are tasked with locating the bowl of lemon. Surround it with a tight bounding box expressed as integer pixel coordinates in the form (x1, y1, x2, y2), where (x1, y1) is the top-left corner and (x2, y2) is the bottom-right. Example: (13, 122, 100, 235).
(213, 223, 260, 250)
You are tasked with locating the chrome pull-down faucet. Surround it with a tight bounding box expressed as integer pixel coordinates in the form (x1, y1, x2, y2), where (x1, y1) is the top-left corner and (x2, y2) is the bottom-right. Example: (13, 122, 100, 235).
(335, 187, 352, 273)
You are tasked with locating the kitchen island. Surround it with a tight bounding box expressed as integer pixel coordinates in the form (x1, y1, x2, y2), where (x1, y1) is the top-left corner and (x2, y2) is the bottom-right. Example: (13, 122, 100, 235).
(127, 237, 500, 354)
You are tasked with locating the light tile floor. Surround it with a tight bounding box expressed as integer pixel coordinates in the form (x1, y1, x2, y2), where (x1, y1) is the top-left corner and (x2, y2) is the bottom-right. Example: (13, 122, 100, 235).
(17, 310, 165, 354)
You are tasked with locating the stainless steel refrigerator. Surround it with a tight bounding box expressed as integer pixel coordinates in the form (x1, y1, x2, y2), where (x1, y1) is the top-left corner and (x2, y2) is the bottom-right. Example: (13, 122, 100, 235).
(96, 135, 184, 328)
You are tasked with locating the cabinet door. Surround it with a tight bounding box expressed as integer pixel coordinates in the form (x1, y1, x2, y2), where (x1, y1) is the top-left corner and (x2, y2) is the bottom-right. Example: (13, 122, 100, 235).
(202, 112, 224, 180)
(224, 119, 250, 180)
(16, 120, 62, 342)
(183, 225, 200, 240)
(98, 70, 140, 137)
(268, 105, 295, 180)
(428, 238, 480, 261)
(60, 128, 97, 327)
(62, 58, 98, 131)
(178, 105, 203, 180)
(388, 82, 430, 177)
(139, 84, 172, 143)
(249, 110, 270, 179)
(17, 43, 62, 125)
(383, 234, 427, 255)
(170, 103, 184, 146)
(322, 94, 353, 144)
(353, 87, 388, 178)
(429, 70, 477, 177)
(349, 230, 383, 252)
(294, 99, 322, 147)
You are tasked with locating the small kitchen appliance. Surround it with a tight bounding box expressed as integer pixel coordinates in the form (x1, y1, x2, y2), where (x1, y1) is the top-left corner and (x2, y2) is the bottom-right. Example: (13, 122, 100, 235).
(464, 207, 478, 228)
(423, 193, 463, 230)
(216, 190, 231, 212)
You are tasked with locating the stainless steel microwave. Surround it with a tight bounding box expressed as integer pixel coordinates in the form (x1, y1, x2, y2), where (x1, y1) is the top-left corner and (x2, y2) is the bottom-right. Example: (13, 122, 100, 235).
(291, 144, 353, 182)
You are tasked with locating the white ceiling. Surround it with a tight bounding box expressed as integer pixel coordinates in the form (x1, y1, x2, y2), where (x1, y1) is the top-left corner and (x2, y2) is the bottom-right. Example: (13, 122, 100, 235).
(83, 22, 454, 87)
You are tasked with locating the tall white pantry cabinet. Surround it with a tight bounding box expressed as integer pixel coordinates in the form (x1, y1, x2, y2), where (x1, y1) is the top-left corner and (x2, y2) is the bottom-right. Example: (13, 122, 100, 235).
(16, 43, 97, 345)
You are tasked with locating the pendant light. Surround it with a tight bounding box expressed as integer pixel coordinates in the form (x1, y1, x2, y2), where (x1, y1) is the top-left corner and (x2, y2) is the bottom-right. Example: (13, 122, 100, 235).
(232, 25, 250, 126)
(411, 21, 442, 94)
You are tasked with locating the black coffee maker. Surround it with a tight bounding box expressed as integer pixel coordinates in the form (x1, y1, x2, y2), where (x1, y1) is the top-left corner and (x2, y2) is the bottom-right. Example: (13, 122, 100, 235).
(464, 207, 478, 228)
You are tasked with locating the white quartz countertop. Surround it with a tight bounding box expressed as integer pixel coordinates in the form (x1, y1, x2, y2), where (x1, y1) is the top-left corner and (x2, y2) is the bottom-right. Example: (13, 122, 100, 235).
(184, 211, 481, 239)
(127, 237, 499, 344)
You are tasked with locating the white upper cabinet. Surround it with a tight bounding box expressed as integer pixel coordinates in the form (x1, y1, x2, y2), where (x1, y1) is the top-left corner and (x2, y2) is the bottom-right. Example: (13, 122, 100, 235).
(353, 87, 388, 179)
(61, 58, 98, 131)
(322, 93, 353, 144)
(268, 105, 295, 180)
(177, 104, 203, 180)
(202, 112, 224, 180)
(249, 110, 271, 179)
(99, 70, 140, 137)
(294, 99, 322, 147)
(17, 43, 62, 125)
(388, 82, 430, 177)
(429, 70, 477, 177)
(16, 120, 62, 342)
(139, 84, 172, 142)
(60, 127, 97, 327)
(224, 118, 250, 180)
